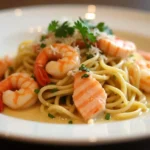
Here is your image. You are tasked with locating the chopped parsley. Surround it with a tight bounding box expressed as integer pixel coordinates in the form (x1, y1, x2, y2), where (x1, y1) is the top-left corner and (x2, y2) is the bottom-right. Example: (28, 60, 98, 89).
(40, 43, 46, 48)
(50, 88, 59, 93)
(48, 21, 74, 38)
(34, 89, 40, 94)
(40, 35, 46, 41)
(68, 120, 73, 124)
(81, 74, 89, 78)
(86, 54, 94, 59)
(105, 113, 111, 120)
(79, 64, 90, 72)
(97, 22, 113, 35)
(74, 20, 96, 47)
(48, 113, 55, 118)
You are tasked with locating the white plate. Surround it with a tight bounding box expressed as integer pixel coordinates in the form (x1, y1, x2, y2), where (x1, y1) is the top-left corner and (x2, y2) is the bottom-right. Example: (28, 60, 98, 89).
(0, 4, 150, 145)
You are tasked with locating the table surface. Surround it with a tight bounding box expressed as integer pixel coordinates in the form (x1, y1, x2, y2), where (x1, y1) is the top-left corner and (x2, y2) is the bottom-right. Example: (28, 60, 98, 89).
(0, 136, 150, 150)
(0, 0, 150, 11)
(0, 1, 150, 149)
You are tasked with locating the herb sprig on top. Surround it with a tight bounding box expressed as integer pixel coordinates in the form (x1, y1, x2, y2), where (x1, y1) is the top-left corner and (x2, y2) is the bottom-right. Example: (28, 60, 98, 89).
(47, 18, 113, 48)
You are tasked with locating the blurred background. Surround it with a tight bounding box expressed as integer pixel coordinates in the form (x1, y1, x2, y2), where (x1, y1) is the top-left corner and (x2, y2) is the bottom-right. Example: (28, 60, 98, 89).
(0, 0, 149, 11)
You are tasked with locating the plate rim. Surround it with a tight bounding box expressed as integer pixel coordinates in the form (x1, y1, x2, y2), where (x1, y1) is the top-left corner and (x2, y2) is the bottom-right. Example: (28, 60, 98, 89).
(0, 4, 150, 145)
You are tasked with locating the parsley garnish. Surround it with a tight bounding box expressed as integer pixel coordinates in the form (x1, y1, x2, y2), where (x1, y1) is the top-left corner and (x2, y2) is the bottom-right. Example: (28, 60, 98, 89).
(74, 20, 96, 47)
(40, 35, 46, 41)
(48, 20, 59, 32)
(50, 88, 59, 93)
(48, 113, 55, 118)
(79, 17, 95, 29)
(48, 21, 74, 38)
(97, 22, 113, 35)
(105, 113, 111, 120)
(68, 120, 73, 124)
(55, 21, 74, 37)
(79, 64, 90, 72)
(86, 54, 94, 59)
(40, 43, 46, 48)
(81, 74, 89, 78)
(34, 89, 40, 94)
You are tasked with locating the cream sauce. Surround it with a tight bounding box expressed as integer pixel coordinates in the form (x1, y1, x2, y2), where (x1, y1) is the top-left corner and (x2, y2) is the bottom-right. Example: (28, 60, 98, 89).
(2, 31, 150, 124)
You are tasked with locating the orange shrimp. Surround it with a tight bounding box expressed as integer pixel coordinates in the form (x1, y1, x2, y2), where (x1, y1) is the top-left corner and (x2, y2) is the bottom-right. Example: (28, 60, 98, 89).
(128, 52, 150, 93)
(73, 72, 107, 121)
(137, 50, 150, 61)
(34, 43, 80, 86)
(97, 37, 136, 58)
(0, 73, 39, 112)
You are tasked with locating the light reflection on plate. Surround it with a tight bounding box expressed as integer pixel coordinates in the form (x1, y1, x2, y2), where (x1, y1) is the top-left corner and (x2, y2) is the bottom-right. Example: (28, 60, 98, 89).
(0, 4, 150, 145)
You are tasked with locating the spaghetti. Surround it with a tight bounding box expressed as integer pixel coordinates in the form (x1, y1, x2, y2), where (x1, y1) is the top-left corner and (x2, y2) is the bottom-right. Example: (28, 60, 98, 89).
(1, 19, 150, 124)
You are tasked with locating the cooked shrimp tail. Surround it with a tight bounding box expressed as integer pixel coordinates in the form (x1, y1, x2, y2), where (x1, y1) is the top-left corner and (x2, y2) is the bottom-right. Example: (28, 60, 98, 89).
(34, 65, 50, 86)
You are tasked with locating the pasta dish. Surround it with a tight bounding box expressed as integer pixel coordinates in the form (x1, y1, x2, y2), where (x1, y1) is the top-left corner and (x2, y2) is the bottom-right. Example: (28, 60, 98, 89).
(0, 18, 149, 124)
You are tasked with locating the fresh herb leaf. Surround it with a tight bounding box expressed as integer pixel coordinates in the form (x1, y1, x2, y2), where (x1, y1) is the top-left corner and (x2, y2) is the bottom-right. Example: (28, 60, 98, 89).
(48, 113, 55, 118)
(40, 43, 46, 48)
(50, 88, 59, 93)
(34, 89, 40, 94)
(81, 74, 89, 78)
(74, 20, 96, 47)
(79, 64, 90, 72)
(68, 120, 73, 124)
(79, 17, 95, 29)
(48, 20, 59, 32)
(97, 22, 113, 35)
(40, 35, 46, 41)
(86, 54, 94, 59)
(105, 113, 111, 120)
(55, 21, 74, 37)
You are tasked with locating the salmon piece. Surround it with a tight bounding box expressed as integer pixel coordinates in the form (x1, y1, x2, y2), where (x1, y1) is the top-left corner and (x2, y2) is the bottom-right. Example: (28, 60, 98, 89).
(73, 72, 107, 121)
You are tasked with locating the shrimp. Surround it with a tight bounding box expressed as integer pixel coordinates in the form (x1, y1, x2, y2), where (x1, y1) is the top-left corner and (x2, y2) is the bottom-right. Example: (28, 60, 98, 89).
(73, 72, 107, 121)
(97, 37, 136, 58)
(0, 56, 13, 80)
(128, 52, 150, 93)
(137, 50, 150, 61)
(34, 43, 80, 86)
(0, 73, 39, 112)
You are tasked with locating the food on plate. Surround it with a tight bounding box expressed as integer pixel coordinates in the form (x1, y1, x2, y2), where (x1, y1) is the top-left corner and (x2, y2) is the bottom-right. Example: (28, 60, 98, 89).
(0, 18, 149, 124)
